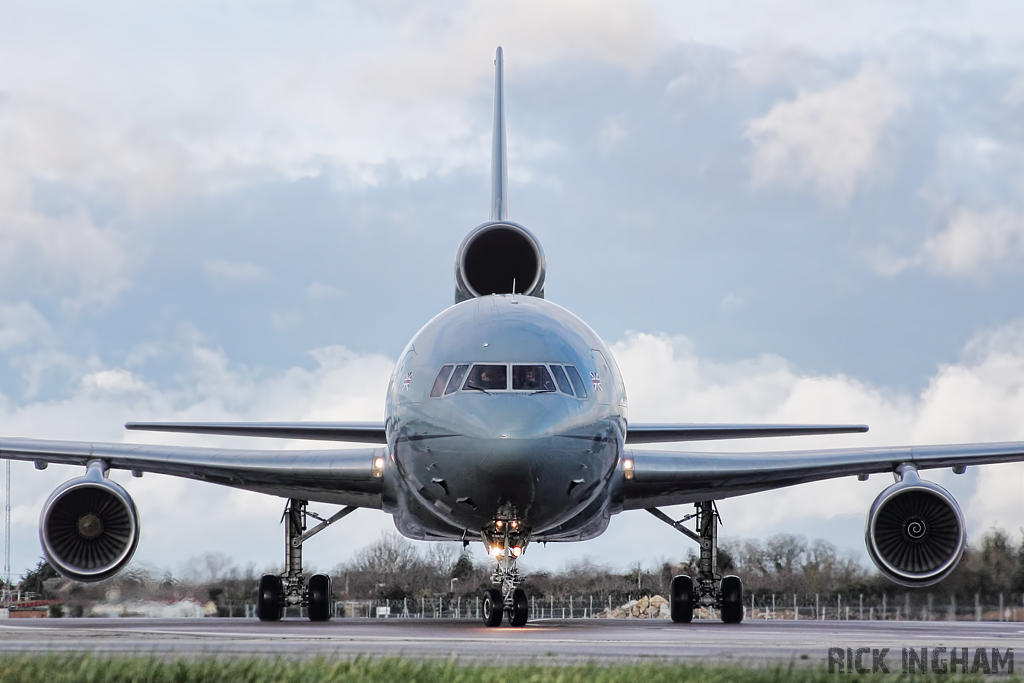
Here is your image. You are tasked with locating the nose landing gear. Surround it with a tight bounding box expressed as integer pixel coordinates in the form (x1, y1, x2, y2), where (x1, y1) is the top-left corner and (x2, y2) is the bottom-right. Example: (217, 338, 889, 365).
(481, 503, 530, 627)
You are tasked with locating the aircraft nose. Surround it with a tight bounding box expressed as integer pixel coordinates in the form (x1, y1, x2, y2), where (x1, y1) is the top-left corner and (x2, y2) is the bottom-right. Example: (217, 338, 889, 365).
(458, 394, 576, 440)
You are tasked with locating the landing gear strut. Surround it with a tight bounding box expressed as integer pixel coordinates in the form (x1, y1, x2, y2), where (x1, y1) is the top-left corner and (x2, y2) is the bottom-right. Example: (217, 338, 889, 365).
(480, 503, 530, 627)
(648, 500, 744, 624)
(256, 498, 357, 622)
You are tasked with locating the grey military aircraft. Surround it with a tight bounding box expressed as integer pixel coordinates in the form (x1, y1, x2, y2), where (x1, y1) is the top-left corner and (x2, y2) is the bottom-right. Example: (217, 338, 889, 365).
(3, 47, 1024, 626)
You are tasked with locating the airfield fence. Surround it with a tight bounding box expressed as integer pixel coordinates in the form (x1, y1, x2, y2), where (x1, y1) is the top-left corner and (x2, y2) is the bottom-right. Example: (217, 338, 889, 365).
(225, 592, 1024, 621)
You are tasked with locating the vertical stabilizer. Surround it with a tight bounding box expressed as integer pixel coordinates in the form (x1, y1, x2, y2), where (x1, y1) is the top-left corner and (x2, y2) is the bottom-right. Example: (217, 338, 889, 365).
(490, 47, 509, 221)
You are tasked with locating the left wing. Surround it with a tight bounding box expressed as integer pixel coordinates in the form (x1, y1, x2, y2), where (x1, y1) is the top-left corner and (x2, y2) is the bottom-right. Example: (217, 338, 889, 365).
(0, 437, 385, 507)
(124, 421, 387, 443)
(622, 441, 1024, 509)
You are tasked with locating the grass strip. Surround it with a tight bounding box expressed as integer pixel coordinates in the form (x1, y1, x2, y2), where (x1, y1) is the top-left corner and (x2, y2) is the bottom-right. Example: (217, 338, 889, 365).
(0, 655, 1008, 683)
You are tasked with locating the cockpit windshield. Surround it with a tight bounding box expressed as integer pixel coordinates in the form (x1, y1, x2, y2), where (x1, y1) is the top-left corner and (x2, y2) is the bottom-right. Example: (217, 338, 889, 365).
(512, 365, 555, 391)
(465, 364, 507, 391)
(429, 362, 588, 398)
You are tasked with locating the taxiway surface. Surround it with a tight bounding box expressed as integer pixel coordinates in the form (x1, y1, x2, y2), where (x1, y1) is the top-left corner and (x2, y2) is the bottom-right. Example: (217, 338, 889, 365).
(1, 618, 1022, 665)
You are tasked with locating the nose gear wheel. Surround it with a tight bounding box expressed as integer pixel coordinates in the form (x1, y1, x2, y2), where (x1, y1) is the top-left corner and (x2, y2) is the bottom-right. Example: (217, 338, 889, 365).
(481, 503, 531, 627)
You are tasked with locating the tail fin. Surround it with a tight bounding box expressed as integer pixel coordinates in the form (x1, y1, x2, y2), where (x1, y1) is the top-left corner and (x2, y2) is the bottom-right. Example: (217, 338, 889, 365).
(489, 46, 509, 221)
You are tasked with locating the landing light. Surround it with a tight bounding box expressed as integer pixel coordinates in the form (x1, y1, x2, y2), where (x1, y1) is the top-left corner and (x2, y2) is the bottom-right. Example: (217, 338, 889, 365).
(373, 457, 385, 469)
(510, 520, 518, 529)
(490, 546, 502, 558)
(622, 459, 633, 470)
(496, 520, 503, 528)
(511, 546, 522, 557)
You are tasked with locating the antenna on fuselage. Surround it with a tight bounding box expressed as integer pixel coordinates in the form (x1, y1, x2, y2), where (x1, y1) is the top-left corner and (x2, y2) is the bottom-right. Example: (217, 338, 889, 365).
(490, 46, 509, 222)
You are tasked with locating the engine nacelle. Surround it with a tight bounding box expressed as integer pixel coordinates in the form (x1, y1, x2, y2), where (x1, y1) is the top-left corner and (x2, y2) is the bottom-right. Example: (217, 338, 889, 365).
(865, 467, 965, 587)
(39, 462, 140, 582)
(455, 221, 546, 303)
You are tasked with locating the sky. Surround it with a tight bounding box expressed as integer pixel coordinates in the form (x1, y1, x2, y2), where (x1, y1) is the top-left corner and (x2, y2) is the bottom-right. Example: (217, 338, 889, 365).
(3, 0, 1024, 580)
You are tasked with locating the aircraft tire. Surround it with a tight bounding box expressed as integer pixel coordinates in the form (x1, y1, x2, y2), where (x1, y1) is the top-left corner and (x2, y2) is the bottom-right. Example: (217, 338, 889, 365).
(509, 588, 529, 627)
(308, 573, 332, 622)
(482, 589, 503, 627)
(670, 575, 693, 623)
(256, 574, 283, 622)
(720, 575, 744, 624)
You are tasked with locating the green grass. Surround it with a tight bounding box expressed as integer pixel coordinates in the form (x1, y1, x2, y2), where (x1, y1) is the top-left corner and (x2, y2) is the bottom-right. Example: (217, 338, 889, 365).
(0, 656, 1010, 683)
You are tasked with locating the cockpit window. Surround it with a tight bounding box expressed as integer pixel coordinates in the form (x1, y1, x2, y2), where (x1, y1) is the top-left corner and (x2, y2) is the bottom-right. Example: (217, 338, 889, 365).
(549, 364, 574, 395)
(430, 364, 454, 398)
(565, 365, 588, 398)
(432, 362, 588, 398)
(465, 364, 507, 391)
(512, 364, 555, 391)
(445, 364, 470, 395)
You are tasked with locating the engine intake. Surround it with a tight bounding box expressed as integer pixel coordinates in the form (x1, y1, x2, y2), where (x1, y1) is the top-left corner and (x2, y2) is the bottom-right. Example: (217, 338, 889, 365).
(455, 221, 546, 303)
(40, 462, 140, 582)
(865, 467, 965, 587)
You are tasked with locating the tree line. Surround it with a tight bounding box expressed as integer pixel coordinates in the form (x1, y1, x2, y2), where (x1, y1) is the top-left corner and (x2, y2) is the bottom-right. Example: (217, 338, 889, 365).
(9, 527, 1024, 616)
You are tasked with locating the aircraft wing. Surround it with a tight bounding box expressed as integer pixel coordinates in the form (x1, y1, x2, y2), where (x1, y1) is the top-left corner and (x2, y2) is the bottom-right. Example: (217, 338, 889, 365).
(0, 437, 385, 508)
(625, 423, 868, 443)
(122, 421, 868, 445)
(621, 441, 1024, 510)
(124, 421, 388, 443)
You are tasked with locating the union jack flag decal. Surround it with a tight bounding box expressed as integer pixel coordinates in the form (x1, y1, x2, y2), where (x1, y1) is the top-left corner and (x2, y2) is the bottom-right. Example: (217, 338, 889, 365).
(590, 372, 602, 391)
(402, 372, 413, 391)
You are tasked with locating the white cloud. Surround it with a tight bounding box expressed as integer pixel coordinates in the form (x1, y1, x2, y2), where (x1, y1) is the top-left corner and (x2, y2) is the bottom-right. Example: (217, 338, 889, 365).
(719, 293, 745, 311)
(746, 65, 909, 204)
(203, 260, 272, 286)
(81, 368, 147, 395)
(658, 0, 1024, 58)
(733, 47, 834, 88)
(0, 302, 52, 351)
(0, 0, 666, 306)
(306, 281, 345, 301)
(1006, 74, 1024, 108)
(598, 117, 629, 155)
(922, 208, 1024, 276)
(270, 309, 304, 331)
(872, 207, 1024, 278)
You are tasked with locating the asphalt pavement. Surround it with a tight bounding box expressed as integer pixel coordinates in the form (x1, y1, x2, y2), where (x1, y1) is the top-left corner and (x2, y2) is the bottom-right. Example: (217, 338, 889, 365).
(1, 617, 1022, 669)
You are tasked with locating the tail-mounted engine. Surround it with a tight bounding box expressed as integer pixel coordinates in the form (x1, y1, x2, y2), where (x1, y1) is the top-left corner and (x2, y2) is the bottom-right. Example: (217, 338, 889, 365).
(39, 461, 140, 582)
(865, 466, 965, 587)
(455, 221, 546, 303)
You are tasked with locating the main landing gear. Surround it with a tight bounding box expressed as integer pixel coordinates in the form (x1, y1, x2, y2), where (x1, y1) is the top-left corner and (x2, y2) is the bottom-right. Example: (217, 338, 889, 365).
(481, 503, 530, 627)
(257, 499, 358, 622)
(648, 501, 744, 624)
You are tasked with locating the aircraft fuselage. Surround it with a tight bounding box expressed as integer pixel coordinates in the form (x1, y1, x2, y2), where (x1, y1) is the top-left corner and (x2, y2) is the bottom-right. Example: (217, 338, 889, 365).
(384, 294, 627, 542)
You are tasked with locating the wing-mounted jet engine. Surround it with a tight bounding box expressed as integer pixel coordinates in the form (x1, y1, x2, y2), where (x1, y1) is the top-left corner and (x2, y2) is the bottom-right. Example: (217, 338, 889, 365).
(865, 465, 966, 587)
(454, 221, 546, 303)
(39, 461, 140, 582)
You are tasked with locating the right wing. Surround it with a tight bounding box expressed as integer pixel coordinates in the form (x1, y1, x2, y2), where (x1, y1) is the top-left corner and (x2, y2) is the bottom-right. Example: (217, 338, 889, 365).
(0, 437, 385, 507)
(124, 421, 387, 444)
(621, 441, 1024, 510)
